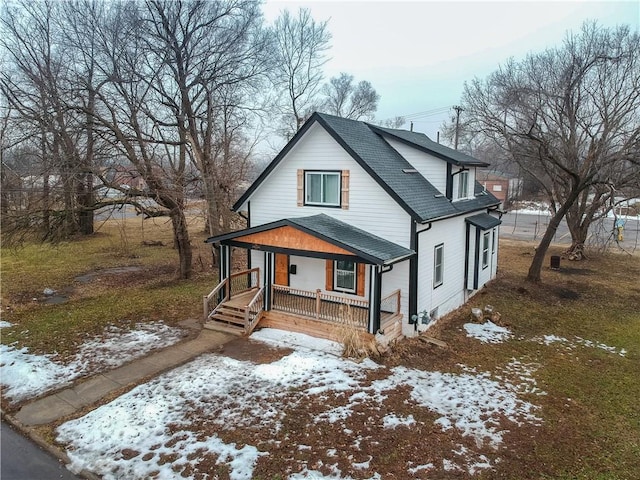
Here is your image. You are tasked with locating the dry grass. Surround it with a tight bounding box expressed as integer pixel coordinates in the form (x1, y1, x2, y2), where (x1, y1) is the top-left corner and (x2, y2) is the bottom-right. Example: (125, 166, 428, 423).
(0, 213, 217, 356)
(384, 239, 640, 479)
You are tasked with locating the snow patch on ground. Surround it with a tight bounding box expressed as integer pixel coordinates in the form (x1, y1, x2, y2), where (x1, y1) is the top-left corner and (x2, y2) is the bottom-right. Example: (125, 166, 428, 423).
(0, 320, 12, 328)
(464, 321, 512, 343)
(0, 321, 184, 402)
(533, 334, 627, 357)
(57, 329, 544, 479)
(251, 328, 343, 356)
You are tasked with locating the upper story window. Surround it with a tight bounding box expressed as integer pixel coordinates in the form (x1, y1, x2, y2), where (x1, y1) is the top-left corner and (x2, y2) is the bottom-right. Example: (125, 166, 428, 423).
(305, 171, 340, 207)
(457, 170, 469, 199)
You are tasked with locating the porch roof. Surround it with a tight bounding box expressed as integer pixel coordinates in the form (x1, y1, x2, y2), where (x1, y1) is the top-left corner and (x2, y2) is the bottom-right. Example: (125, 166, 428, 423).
(465, 212, 502, 230)
(205, 214, 415, 265)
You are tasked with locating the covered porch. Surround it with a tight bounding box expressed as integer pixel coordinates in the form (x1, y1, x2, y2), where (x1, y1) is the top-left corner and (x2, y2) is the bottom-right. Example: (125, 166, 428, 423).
(204, 214, 414, 342)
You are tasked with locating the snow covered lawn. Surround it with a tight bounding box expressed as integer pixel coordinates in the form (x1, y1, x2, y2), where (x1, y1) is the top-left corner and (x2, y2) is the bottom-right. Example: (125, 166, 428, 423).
(0, 321, 185, 403)
(56, 329, 545, 479)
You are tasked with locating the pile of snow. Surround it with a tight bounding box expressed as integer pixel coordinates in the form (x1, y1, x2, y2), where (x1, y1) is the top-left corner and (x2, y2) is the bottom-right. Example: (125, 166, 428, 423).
(0, 320, 13, 328)
(57, 329, 543, 479)
(0, 321, 184, 403)
(533, 334, 627, 357)
(464, 321, 512, 343)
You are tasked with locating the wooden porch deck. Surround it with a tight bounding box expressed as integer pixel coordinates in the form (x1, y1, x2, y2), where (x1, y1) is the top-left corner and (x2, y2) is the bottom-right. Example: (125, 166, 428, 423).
(208, 288, 402, 340)
(203, 271, 403, 343)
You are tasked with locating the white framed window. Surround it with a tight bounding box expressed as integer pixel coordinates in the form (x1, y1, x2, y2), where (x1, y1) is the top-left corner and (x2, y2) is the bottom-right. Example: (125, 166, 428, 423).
(492, 228, 496, 254)
(433, 243, 444, 288)
(457, 170, 469, 199)
(482, 231, 490, 269)
(334, 260, 356, 293)
(305, 171, 340, 206)
(492, 184, 502, 192)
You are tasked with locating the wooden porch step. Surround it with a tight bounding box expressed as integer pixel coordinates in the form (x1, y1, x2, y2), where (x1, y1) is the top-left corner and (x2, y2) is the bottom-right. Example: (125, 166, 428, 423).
(210, 312, 245, 326)
(203, 321, 244, 336)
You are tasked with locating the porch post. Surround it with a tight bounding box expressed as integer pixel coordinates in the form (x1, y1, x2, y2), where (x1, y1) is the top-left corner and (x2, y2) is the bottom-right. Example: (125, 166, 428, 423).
(374, 266, 382, 333)
(264, 251, 273, 311)
(368, 265, 382, 334)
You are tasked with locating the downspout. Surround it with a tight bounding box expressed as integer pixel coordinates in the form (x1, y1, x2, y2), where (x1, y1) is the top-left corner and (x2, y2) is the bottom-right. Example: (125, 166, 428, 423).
(464, 222, 470, 294)
(409, 221, 432, 332)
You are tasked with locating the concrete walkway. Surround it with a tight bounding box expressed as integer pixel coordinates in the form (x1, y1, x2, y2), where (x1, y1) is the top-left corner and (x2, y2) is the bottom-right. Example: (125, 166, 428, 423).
(13, 329, 234, 426)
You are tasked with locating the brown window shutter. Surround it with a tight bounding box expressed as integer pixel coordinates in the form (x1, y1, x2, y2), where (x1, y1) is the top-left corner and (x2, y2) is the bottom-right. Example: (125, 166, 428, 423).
(341, 170, 350, 210)
(356, 263, 365, 296)
(325, 260, 334, 291)
(297, 169, 304, 207)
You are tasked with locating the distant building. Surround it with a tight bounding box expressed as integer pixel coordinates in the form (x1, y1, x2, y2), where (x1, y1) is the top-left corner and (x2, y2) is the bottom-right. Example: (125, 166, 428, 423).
(476, 171, 522, 207)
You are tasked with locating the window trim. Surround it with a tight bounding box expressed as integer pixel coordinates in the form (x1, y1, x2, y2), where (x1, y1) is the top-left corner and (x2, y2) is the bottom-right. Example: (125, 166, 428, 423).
(333, 259, 356, 293)
(304, 170, 341, 207)
(433, 243, 444, 288)
(482, 231, 490, 269)
(491, 228, 496, 254)
(457, 170, 469, 199)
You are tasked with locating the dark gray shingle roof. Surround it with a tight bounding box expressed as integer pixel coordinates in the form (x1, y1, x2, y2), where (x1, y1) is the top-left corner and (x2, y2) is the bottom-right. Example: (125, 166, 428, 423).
(369, 125, 489, 167)
(289, 214, 414, 264)
(233, 112, 500, 223)
(465, 212, 502, 230)
(205, 214, 415, 265)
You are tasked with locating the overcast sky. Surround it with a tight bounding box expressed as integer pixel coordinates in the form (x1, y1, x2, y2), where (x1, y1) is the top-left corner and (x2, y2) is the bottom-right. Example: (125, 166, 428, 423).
(263, 0, 639, 140)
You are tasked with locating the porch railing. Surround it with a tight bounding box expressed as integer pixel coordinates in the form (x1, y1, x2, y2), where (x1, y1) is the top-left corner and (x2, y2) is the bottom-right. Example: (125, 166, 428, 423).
(380, 289, 401, 316)
(229, 268, 260, 297)
(244, 287, 265, 335)
(271, 285, 368, 329)
(203, 267, 260, 322)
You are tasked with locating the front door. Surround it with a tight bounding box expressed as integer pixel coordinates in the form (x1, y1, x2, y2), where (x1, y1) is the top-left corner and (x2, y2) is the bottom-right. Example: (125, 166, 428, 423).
(275, 253, 289, 286)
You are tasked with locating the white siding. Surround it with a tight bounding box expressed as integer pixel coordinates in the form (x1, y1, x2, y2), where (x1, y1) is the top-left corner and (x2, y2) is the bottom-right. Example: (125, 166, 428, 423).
(417, 214, 499, 326)
(248, 123, 412, 248)
(380, 260, 410, 334)
(416, 217, 467, 322)
(385, 138, 447, 194)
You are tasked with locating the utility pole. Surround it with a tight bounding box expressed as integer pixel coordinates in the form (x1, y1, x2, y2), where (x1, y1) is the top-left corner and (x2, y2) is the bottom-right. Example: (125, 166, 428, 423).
(453, 105, 463, 150)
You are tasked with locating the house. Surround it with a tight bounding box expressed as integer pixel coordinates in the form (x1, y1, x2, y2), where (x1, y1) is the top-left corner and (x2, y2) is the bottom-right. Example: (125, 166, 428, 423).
(476, 170, 523, 207)
(203, 112, 501, 343)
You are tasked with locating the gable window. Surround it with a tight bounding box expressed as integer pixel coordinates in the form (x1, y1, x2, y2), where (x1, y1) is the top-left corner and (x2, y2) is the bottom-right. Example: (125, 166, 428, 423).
(457, 170, 469, 199)
(482, 231, 490, 268)
(305, 171, 340, 206)
(434, 243, 444, 288)
(334, 260, 356, 293)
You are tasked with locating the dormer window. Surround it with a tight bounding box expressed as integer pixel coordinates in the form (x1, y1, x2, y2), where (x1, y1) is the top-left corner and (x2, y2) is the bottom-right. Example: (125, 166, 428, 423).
(457, 170, 469, 199)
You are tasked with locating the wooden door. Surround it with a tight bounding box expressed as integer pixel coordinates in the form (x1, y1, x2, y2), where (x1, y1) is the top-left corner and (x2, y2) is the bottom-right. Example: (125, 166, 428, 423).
(275, 253, 289, 286)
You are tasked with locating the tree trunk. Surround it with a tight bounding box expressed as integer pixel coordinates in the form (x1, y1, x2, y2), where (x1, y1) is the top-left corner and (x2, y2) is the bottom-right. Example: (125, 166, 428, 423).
(564, 214, 590, 258)
(170, 208, 193, 279)
(527, 188, 582, 282)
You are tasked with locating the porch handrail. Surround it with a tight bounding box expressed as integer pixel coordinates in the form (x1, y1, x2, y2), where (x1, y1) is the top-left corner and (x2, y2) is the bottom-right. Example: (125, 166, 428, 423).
(229, 267, 260, 297)
(203, 278, 229, 321)
(380, 289, 401, 315)
(244, 286, 265, 335)
(271, 284, 368, 328)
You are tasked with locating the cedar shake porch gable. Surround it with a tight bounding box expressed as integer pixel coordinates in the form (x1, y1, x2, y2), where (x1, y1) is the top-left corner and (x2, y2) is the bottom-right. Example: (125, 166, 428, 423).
(205, 213, 415, 266)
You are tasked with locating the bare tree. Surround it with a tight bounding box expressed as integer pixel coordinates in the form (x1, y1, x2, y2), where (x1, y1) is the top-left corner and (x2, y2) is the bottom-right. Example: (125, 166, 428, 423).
(457, 22, 640, 282)
(320, 72, 379, 120)
(272, 8, 331, 138)
(141, 0, 270, 241)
